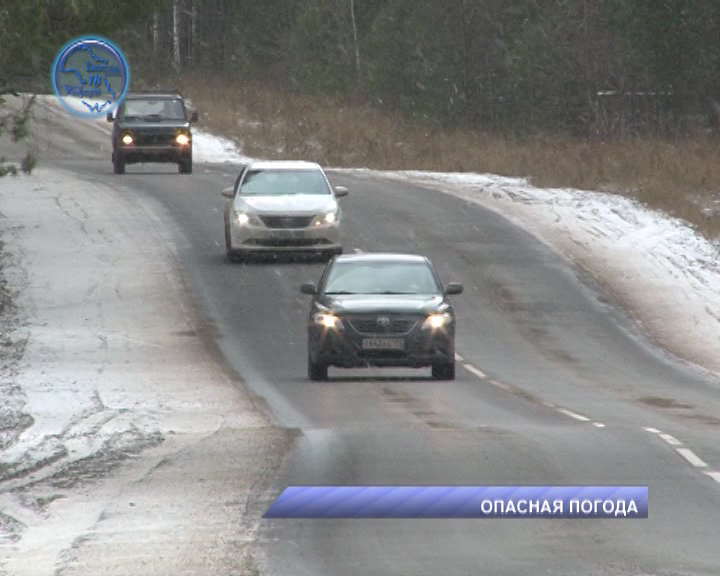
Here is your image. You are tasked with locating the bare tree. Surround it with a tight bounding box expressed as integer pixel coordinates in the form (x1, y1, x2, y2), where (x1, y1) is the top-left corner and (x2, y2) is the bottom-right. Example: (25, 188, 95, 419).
(349, 0, 361, 84)
(173, 0, 181, 70)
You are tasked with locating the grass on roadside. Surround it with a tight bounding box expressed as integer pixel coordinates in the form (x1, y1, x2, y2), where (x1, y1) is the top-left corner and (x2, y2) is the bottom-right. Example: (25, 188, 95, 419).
(174, 74, 720, 241)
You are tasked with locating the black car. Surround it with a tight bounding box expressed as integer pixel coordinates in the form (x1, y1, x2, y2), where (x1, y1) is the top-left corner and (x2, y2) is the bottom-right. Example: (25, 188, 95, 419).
(107, 91, 199, 174)
(301, 253, 464, 381)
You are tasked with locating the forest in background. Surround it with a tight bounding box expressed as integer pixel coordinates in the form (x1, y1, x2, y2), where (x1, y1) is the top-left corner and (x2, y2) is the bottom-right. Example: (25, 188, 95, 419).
(4, 0, 720, 137)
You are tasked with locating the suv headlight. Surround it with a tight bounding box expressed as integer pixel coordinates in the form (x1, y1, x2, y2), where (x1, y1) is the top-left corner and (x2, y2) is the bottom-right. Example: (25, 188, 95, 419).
(176, 133, 190, 146)
(312, 211, 338, 227)
(234, 211, 263, 226)
(422, 313, 452, 330)
(312, 313, 343, 329)
(121, 133, 133, 145)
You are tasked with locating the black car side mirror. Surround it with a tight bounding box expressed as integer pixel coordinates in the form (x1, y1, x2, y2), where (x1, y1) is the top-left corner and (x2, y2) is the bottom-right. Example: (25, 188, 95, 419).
(190, 111, 199, 123)
(300, 282, 317, 295)
(106, 112, 114, 123)
(444, 282, 464, 296)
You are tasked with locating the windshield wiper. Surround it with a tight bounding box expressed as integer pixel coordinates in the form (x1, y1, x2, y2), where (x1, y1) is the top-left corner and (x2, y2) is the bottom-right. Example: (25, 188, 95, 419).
(141, 114, 163, 121)
(376, 291, 417, 295)
(325, 291, 356, 295)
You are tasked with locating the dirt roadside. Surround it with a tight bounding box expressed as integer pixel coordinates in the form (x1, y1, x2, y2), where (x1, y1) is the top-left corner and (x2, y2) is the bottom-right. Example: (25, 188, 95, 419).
(0, 99, 295, 575)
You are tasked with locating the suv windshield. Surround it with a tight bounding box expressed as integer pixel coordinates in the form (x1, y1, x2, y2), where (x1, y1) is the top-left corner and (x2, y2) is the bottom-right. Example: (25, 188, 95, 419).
(121, 98, 186, 121)
(324, 262, 441, 295)
(239, 169, 330, 196)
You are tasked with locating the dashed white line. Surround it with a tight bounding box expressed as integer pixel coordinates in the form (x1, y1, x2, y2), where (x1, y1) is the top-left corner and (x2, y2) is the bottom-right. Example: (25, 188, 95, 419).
(464, 364, 487, 379)
(454, 353, 464, 362)
(556, 408, 591, 422)
(676, 448, 708, 468)
(659, 433, 682, 446)
(643, 427, 661, 434)
(489, 380, 511, 391)
(704, 472, 720, 485)
(593, 422, 606, 428)
(353, 248, 364, 253)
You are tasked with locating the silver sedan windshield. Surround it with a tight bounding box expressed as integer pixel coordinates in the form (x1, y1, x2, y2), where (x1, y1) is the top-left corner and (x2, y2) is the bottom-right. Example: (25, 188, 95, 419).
(240, 170, 331, 196)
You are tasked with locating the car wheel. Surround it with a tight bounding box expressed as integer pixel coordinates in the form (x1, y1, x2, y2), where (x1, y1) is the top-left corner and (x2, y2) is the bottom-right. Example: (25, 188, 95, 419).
(308, 355, 329, 381)
(226, 249, 245, 263)
(179, 158, 192, 174)
(431, 361, 455, 381)
(113, 155, 125, 174)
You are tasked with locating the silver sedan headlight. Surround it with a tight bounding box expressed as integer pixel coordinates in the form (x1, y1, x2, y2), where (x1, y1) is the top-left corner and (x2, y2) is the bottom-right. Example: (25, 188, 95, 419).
(233, 211, 264, 226)
(311, 211, 338, 227)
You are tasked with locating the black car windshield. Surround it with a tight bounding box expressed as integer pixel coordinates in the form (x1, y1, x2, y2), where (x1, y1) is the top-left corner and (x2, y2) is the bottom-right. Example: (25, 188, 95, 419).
(121, 99, 186, 120)
(239, 169, 331, 196)
(324, 262, 441, 295)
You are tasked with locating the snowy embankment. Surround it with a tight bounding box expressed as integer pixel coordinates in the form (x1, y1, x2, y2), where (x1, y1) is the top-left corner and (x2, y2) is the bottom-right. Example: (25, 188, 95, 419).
(0, 150, 290, 574)
(191, 130, 720, 376)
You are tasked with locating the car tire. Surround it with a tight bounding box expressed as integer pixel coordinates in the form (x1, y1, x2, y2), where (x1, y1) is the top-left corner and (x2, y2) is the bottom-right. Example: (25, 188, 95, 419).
(113, 155, 125, 174)
(431, 361, 455, 381)
(179, 158, 192, 174)
(226, 249, 245, 263)
(308, 355, 329, 381)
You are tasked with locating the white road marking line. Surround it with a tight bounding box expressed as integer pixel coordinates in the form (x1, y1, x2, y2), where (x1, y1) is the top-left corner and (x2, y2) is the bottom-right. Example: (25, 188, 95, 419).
(677, 448, 708, 468)
(556, 408, 591, 422)
(704, 472, 720, 485)
(543, 401, 555, 408)
(593, 422, 606, 428)
(454, 353, 464, 362)
(659, 433, 682, 446)
(353, 248, 363, 253)
(643, 427, 661, 434)
(489, 380, 511, 391)
(464, 364, 487, 379)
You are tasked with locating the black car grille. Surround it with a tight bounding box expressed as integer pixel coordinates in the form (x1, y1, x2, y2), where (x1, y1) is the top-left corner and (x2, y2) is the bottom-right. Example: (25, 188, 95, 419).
(260, 215, 314, 229)
(347, 315, 420, 334)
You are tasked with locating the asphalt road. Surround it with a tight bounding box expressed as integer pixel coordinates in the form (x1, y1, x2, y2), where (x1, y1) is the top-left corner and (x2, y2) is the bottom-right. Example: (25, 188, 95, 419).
(52, 141, 720, 575)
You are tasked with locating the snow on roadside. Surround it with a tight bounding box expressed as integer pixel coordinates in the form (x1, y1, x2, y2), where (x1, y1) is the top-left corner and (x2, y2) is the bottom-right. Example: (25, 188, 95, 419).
(191, 131, 720, 376)
(0, 165, 284, 574)
(191, 129, 253, 164)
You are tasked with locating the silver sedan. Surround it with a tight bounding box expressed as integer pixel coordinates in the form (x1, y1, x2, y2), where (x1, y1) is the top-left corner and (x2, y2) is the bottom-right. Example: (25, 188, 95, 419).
(222, 161, 349, 262)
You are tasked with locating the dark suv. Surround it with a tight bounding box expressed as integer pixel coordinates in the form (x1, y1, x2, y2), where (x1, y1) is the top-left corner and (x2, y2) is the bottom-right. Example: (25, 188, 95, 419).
(107, 91, 199, 174)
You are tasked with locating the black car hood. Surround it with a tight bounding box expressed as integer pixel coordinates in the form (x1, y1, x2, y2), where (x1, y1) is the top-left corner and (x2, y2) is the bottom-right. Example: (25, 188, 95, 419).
(320, 294, 445, 314)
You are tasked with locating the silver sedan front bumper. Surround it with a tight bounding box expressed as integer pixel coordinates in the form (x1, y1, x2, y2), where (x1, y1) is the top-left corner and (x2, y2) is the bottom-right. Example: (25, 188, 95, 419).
(228, 219, 342, 253)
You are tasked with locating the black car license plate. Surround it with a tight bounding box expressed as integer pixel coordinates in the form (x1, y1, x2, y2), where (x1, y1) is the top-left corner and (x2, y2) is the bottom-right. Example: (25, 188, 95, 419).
(361, 338, 404, 351)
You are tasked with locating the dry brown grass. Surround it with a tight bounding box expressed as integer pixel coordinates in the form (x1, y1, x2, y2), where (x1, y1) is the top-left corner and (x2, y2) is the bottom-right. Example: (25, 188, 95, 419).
(176, 74, 720, 240)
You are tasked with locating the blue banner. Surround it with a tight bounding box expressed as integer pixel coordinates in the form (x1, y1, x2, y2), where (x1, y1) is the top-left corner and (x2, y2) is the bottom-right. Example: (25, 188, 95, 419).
(263, 485, 648, 519)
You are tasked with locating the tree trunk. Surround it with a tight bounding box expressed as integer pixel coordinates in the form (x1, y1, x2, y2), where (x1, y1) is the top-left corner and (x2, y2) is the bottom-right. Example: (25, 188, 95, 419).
(350, 0, 361, 85)
(173, 0, 181, 71)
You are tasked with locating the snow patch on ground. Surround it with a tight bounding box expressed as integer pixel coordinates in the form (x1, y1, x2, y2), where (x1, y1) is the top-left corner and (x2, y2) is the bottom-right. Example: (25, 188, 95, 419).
(192, 129, 253, 164)
(192, 130, 720, 375)
(0, 165, 283, 574)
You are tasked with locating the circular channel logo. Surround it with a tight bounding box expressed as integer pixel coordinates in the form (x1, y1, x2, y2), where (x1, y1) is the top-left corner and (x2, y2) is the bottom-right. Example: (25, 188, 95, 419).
(51, 35, 130, 119)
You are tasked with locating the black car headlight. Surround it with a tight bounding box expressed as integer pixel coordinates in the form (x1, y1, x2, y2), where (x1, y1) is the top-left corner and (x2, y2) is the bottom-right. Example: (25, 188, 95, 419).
(422, 313, 452, 330)
(121, 132, 134, 145)
(312, 313, 344, 330)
